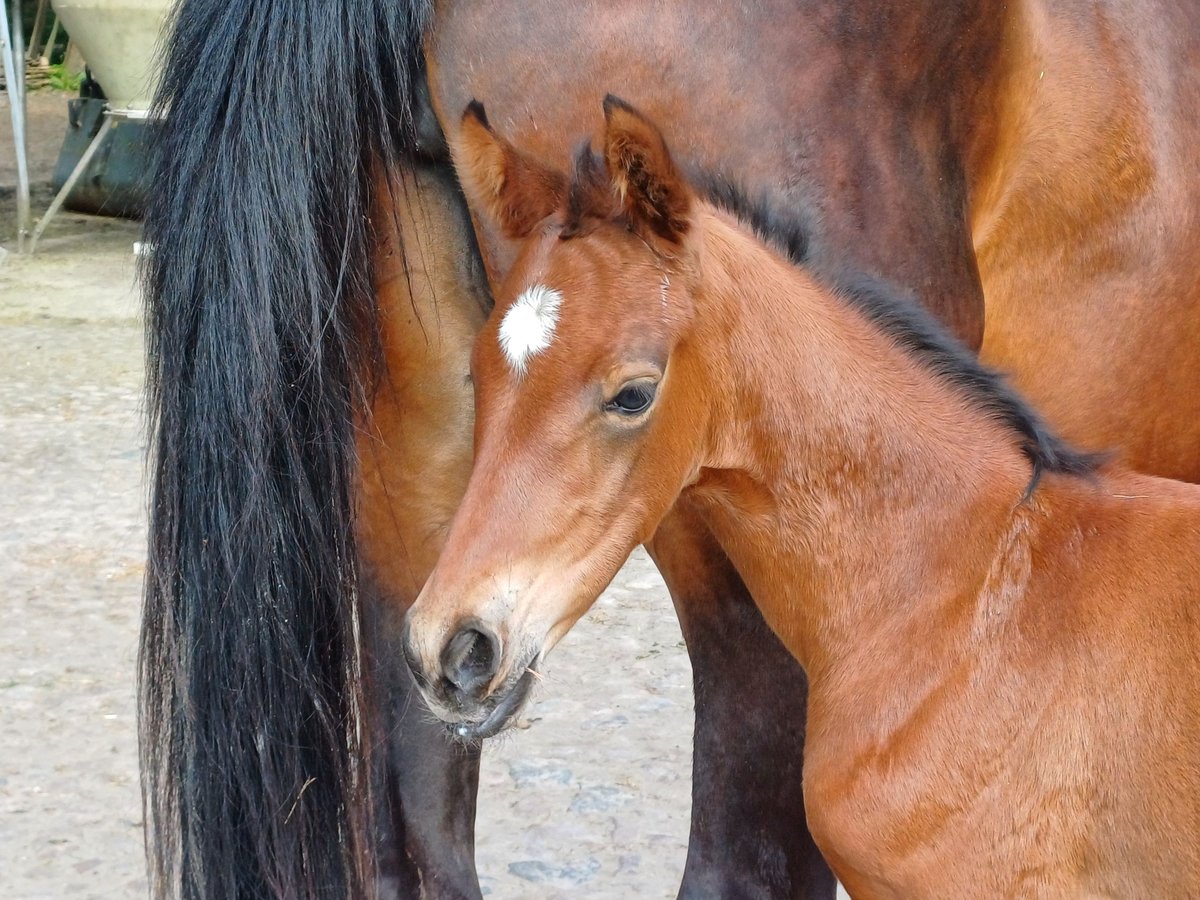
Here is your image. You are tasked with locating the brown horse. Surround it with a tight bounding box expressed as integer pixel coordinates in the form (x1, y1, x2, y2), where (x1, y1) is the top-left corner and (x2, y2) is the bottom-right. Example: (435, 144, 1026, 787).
(141, 0, 1200, 896)
(404, 98, 1200, 897)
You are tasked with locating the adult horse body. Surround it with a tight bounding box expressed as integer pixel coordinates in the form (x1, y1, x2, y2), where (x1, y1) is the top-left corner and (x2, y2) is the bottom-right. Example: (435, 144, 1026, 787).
(141, 0, 1200, 897)
(404, 98, 1200, 897)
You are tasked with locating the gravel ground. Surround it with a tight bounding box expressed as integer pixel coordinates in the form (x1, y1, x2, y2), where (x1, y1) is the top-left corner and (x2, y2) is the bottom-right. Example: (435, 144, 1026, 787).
(1, 90, 697, 900)
(0, 228, 148, 899)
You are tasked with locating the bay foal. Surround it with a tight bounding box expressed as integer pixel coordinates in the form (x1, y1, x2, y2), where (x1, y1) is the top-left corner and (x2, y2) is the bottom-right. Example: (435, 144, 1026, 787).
(404, 100, 1200, 896)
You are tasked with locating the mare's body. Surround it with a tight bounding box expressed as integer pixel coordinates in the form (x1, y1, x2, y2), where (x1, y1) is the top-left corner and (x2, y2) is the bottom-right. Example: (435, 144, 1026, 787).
(424, 0, 1200, 478)
(141, 0, 1200, 896)
(404, 100, 1200, 898)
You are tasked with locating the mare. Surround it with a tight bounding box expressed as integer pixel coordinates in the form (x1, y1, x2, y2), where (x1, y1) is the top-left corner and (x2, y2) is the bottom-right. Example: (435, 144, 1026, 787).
(140, 0, 1200, 896)
(403, 97, 1200, 898)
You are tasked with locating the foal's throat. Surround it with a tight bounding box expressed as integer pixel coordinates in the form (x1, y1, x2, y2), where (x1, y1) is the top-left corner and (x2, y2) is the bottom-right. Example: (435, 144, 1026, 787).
(681, 208, 1032, 677)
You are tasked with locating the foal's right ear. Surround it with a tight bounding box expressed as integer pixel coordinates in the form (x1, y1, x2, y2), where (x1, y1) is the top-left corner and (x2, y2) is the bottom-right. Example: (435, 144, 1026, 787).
(454, 101, 568, 240)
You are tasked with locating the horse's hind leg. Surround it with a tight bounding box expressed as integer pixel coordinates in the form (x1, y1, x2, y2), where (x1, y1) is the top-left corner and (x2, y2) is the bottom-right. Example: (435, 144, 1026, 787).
(648, 501, 837, 900)
(356, 161, 492, 898)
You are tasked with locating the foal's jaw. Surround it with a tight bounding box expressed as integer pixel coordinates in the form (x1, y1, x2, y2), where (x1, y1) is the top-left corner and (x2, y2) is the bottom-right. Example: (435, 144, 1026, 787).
(400, 416, 692, 733)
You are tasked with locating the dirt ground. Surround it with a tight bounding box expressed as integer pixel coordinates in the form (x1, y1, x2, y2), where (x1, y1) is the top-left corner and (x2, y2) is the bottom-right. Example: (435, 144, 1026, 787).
(1, 90, 699, 899)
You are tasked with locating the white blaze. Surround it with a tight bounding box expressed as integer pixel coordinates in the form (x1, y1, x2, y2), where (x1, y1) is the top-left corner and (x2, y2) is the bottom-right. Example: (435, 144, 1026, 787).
(498, 284, 563, 375)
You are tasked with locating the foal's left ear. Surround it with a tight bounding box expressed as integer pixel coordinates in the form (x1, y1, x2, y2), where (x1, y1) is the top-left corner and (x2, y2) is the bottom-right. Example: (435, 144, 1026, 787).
(454, 101, 568, 240)
(602, 95, 692, 249)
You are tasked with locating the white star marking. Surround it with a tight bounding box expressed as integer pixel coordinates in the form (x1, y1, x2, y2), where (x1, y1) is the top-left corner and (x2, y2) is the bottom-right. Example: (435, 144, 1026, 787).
(498, 284, 563, 375)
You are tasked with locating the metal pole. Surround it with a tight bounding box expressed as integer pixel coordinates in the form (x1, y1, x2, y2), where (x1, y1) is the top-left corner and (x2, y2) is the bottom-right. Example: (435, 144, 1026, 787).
(29, 113, 116, 253)
(12, 0, 22, 97)
(43, 16, 59, 65)
(1, 0, 32, 251)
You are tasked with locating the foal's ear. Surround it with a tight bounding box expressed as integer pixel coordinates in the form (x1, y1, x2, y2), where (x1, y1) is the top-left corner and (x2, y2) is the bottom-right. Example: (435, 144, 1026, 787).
(454, 101, 567, 239)
(602, 95, 692, 248)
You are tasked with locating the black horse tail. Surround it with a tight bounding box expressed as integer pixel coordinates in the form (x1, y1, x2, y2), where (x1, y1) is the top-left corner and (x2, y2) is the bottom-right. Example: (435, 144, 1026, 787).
(139, 0, 432, 896)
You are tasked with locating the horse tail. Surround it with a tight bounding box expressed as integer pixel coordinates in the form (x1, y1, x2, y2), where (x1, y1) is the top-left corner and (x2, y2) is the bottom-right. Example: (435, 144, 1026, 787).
(139, 0, 432, 896)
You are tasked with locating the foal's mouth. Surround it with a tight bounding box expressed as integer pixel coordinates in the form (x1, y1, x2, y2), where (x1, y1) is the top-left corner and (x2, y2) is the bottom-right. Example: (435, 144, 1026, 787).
(446, 660, 539, 743)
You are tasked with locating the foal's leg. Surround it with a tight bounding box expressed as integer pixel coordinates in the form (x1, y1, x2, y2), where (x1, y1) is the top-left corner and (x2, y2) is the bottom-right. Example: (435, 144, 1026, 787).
(647, 502, 837, 900)
(356, 162, 491, 898)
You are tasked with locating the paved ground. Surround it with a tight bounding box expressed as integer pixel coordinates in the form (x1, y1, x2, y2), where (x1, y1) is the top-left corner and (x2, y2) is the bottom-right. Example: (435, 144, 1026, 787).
(1, 90, 697, 900)
(0, 212, 148, 899)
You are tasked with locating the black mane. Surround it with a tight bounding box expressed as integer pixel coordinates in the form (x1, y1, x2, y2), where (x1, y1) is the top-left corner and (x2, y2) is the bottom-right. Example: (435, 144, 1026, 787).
(693, 175, 1102, 488)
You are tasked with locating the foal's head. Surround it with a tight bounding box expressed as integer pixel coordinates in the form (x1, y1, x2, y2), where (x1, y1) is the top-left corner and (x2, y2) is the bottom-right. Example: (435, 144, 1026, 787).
(403, 98, 714, 738)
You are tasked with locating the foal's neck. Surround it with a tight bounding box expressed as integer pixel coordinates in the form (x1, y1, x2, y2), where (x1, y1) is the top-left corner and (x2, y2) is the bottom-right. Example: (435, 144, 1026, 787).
(682, 209, 1035, 682)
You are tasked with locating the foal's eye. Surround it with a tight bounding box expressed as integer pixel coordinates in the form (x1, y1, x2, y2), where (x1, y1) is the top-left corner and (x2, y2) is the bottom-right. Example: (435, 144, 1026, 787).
(605, 380, 658, 416)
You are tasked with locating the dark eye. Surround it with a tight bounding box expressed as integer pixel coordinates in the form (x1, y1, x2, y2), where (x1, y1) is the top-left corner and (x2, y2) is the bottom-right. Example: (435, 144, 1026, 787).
(605, 380, 658, 416)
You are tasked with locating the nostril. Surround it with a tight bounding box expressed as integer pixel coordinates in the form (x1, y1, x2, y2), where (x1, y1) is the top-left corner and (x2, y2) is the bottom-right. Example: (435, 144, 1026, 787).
(440, 623, 501, 697)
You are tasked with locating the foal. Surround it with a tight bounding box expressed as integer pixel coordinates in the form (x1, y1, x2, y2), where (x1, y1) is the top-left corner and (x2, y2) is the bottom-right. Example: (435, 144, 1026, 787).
(404, 99, 1200, 896)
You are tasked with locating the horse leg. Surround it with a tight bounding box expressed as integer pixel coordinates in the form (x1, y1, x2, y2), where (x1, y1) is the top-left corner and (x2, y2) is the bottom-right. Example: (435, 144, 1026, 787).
(647, 501, 837, 900)
(367, 592, 484, 899)
(356, 161, 491, 897)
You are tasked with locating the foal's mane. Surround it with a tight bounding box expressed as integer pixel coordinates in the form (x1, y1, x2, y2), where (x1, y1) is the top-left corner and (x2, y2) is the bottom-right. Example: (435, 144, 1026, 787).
(563, 148, 1101, 490)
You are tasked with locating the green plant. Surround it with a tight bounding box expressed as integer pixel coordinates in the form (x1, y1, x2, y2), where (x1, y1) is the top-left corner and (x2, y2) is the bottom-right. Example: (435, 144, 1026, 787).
(45, 63, 83, 93)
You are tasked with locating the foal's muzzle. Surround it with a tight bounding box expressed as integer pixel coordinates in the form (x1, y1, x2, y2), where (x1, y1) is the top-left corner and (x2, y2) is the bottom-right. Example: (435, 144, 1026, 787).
(402, 617, 534, 740)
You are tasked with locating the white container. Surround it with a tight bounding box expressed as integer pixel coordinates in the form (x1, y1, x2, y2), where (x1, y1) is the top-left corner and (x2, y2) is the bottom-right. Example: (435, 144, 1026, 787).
(50, 0, 174, 111)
